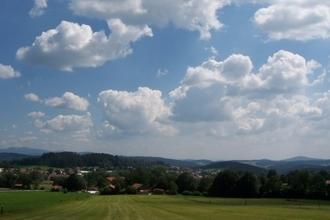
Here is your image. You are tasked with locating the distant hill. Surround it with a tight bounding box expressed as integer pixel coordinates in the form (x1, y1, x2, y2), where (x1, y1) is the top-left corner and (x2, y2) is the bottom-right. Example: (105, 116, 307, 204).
(284, 156, 320, 162)
(202, 161, 266, 174)
(14, 152, 159, 168)
(0, 147, 48, 156)
(131, 156, 212, 168)
(0, 153, 30, 162)
(1, 148, 329, 173)
(238, 158, 330, 173)
(268, 160, 330, 173)
(238, 159, 276, 169)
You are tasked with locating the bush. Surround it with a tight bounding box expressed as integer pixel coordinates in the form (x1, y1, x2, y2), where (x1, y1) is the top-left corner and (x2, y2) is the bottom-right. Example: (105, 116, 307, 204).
(182, 190, 202, 196)
(99, 186, 114, 195)
(167, 181, 178, 195)
(65, 174, 87, 192)
(152, 188, 165, 195)
(126, 186, 137, 195)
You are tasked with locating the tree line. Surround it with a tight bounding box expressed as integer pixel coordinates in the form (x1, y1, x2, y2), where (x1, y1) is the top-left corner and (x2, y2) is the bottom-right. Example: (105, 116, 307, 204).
(1, 166, 330, 200)
(13, 152, 156, 168)
(51, 167, 330, 200)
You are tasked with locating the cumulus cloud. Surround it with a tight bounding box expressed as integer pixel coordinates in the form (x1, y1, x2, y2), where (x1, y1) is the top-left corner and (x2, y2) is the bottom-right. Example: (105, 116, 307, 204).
(254, 0, 330, 41)
(169, 60, 229, 122)
(45, 92, 89, 111)
(24, 93, 40, 102)
(36, 113, 92, 133)
(169, 54, 253, 122)
(69, 0, 230, 39)
(17, 19, 152, 71)
(169, 50, 321, 134)
(232, 95, 323, 134)
(27, 111, 45, 119)
(0, 63, 21, 79)
(98, 87, 175, 135)
(232, 102, 265, 132)
(29, 0, 48, 18)
(256, 50, 320, 93)
(314, 91, 330, 129)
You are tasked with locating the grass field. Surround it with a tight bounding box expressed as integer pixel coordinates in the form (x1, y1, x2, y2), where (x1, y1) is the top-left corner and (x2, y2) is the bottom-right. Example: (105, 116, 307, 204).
(1, 192, 330, 220)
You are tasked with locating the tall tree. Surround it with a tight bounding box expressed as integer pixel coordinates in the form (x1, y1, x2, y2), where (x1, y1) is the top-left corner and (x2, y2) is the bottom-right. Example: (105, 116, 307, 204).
(208, 170, 239, 197)
(176, 172, 197, 193)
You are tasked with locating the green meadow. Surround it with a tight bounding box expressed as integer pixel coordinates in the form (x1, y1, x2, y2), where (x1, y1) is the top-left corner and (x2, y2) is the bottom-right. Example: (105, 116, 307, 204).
(1, 192, 330, 220)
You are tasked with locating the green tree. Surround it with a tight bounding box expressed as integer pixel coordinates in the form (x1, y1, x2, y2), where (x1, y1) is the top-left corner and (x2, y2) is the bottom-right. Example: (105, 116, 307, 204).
(167, 181, 178, 195)
(236, 172, 259, 198)
(197, 176, 213, 194)
(65, 174, 86, 192)
(208, 170, 239, 197)
(176, 172, 197, 193)
(309, 171, 327, 199)
(286, 170, 311, 198)
(264, 170, 281, 197)
(18, 173, 32, 189)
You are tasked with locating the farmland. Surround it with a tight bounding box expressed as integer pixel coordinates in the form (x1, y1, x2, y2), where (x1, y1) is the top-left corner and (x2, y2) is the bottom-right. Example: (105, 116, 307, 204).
(1, 192, 330, 220)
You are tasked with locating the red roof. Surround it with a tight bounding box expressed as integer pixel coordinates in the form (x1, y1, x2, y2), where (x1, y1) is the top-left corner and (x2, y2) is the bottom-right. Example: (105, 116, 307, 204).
(131, 183, 143, 190)
(106, 176, 116, 183)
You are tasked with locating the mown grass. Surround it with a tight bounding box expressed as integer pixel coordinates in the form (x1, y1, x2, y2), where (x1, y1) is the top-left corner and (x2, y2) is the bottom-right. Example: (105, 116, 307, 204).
(1, 192, 330, 220)
(0, 191, 89, 216)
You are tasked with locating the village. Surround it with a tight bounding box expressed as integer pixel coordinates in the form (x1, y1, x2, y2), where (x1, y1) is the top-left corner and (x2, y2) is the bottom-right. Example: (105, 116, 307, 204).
(0, 165, 216, 196)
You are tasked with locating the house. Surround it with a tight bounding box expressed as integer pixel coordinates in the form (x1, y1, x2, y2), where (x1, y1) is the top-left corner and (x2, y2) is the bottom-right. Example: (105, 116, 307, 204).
(131, 183, 143, 190)
(48, 173, 69, 181)
(138, 188, 151, 195)
(51, 185, 63, 191)
(106, 176, 116, 183)
(13, 183, 24, 189)
(152, 188, 165, 195)
(106, 177, 117, 190)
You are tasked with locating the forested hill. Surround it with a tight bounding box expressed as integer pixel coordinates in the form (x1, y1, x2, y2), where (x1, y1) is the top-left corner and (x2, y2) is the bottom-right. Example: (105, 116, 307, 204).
(202, 161, 266, 174)
(14, 152, 156, 168)
(4, 150, 330, 173)
(0, 153, 30, 162)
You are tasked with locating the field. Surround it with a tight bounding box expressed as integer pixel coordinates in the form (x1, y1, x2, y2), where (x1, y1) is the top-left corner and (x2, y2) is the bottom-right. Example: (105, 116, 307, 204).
(1, 192, 330, 220)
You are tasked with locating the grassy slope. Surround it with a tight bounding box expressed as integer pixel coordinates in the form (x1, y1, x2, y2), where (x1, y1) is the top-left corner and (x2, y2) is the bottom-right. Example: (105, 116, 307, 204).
(0, 192, 89, 217)
(2, 193, 330, 220)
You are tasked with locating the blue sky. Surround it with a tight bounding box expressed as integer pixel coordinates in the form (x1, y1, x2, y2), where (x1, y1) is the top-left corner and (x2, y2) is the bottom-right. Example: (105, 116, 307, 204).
(1, 0, 330, 160)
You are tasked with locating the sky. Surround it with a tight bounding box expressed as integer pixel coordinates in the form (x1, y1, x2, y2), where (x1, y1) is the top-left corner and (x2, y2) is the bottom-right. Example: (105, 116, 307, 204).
(1, 0, 330, 160)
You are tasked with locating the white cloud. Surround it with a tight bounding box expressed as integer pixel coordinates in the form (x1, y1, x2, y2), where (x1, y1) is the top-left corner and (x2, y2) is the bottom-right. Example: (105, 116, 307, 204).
(156, 68, 169, 78)
(45, 92, 89, 111)
(27, 111, 45, 119)
(169, 50, 320, 129)
(98, 87, 175, 135)
(69, 0, 231, 39)
(316, 91, 330, 110)
(29, 0, 48, 18)
(233, 95, 322, 134)
(17, 19, 152, 71)
(206, 46, 219, 56)
(24, 93, 40, 102)
(169, 54, 252, 122)
(254, 1, 330, 41)
(255, 50, 320, 93)
(169, 67, 230, 122)
(36, 113, 92, 133)
(0, 63, 21, 79)
(222, 54, 253, 80)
